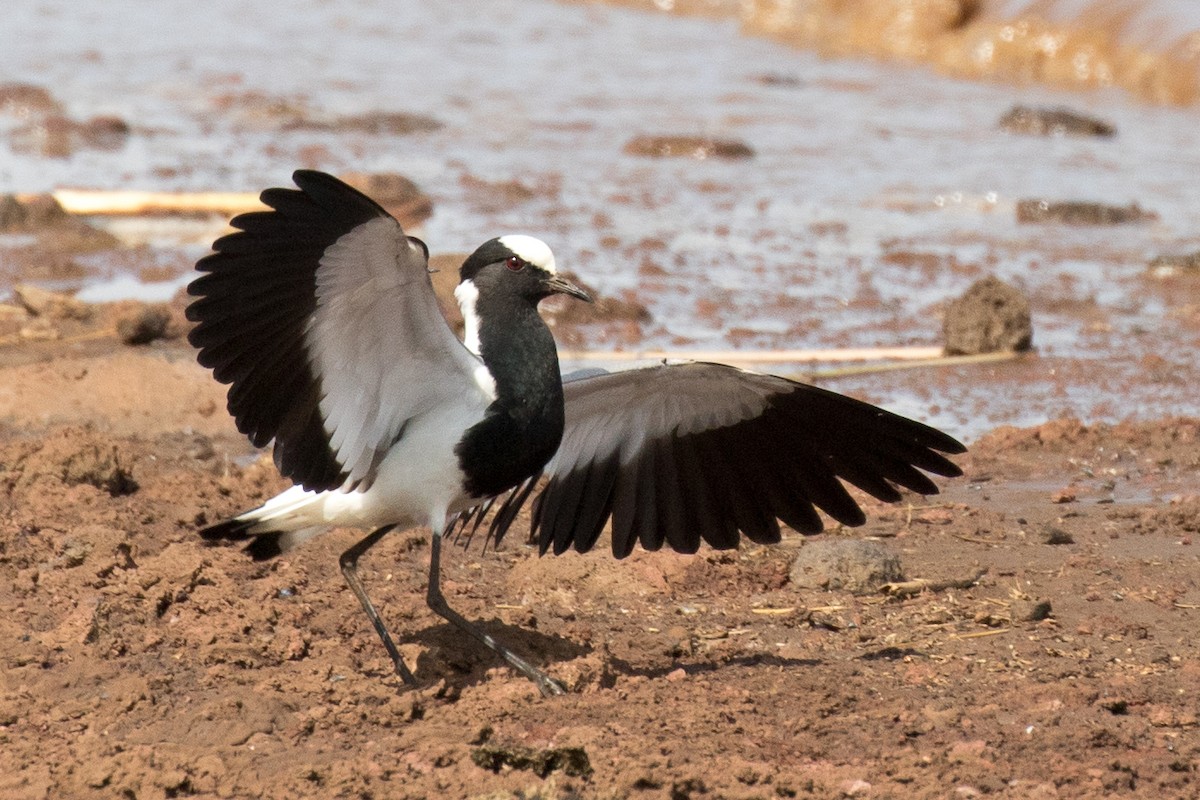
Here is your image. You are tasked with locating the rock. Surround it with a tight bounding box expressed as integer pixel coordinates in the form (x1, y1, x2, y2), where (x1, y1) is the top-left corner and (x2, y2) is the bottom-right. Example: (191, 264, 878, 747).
(942, 275, 1032, 355)
(13, 284, 92, 321)
(623, 134, 754, 160)
(790, 539, 904, 593)
(999, 105, 1115, 137)
(1016, 199, 1155, 226)
(116, 304, 173, 345)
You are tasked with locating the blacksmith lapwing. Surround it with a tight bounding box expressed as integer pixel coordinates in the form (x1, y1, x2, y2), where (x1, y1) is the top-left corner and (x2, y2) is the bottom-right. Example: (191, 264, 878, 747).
(188, 170, 965, 696)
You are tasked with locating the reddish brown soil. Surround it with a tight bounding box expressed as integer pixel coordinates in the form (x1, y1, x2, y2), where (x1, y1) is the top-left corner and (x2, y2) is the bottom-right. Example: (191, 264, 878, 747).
(2, 334, 1199, 800)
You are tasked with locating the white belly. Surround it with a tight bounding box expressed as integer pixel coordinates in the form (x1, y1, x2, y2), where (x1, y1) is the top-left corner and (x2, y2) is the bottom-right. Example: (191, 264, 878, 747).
(242, 398, 489, 534)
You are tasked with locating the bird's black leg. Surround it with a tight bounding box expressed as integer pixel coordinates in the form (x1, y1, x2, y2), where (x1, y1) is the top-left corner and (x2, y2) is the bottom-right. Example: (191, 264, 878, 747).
(425, 528, 566, 697)
(338, 524, 418, 686)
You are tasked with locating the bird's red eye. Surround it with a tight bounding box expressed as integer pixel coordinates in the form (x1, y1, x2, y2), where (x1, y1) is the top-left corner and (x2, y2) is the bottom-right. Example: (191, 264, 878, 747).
(505, 255, 527, 271)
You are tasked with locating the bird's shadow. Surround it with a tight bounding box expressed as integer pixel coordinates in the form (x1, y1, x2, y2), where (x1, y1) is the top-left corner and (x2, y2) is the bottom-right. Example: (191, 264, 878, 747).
(375, 618, 828, 693)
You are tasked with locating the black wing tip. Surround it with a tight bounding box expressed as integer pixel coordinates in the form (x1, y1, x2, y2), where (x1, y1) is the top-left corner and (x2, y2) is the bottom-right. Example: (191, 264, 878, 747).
(289, 169, 392, 219)
(932, 433, 968, 457)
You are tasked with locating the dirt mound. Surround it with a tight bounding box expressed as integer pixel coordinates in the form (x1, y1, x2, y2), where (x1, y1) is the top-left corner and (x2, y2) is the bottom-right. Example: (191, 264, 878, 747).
(2, 344, 1199, 798)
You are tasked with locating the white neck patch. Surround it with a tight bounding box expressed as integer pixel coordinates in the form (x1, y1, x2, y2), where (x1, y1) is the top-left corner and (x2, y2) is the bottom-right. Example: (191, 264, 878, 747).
(454, 279, 483, 356)
(498, 234, 557, 274)
(453, 278, 497, 397)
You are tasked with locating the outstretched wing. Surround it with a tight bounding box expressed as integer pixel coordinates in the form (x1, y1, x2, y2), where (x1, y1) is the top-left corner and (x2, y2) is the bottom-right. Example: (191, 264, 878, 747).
(187, 170, 487, 492)
(481, 362, 965, 557)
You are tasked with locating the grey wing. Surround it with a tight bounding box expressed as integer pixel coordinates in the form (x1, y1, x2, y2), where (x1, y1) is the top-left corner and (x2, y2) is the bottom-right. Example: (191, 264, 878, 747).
(187, 170, 486, 492)
(484, 362, 965, 557)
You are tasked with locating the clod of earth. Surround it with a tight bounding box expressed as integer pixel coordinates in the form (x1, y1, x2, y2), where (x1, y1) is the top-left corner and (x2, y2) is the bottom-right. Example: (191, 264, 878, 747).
(116, 305, 174, 345)
(942, 275, 1032, 355)
(790, 538, 904, 593)
(998, 105, 1115, 137)
(1016, 199, 1156, 226)
(470, 744, 593, 779)
(623, 134, 754, 160)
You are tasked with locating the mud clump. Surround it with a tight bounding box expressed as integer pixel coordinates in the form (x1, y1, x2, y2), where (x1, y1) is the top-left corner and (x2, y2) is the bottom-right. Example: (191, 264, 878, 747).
(8, 428, 138, 496)
(789, 539, 904, 593)
(1016, 199, 1155, 226)
(283, 110, 441, 136)
(0, 82, 64, 116)
(942, 275, 1033, 355)
(623, 135, 754, 160)
(115, 304, 174, 345)
(999, 105, 1115, 137)
(471, 744, 592, 779)
(10, 113, 131, 158)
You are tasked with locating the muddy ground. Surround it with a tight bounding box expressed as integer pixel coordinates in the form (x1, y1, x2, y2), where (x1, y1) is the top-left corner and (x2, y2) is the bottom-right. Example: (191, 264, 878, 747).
(1, 320, 1199, 800)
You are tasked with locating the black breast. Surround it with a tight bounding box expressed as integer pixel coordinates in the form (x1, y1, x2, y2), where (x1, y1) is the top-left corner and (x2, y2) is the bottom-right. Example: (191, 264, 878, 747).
(456, 397, 564, 498)
(455, 300, 566, 498)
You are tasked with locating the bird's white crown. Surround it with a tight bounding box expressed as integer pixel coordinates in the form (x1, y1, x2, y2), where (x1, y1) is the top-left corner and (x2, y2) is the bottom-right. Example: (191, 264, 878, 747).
(498, 234, 557, 274)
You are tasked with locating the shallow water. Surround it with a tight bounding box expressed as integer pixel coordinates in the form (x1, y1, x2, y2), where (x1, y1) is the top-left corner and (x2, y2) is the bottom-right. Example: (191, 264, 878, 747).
(2, 0, 1200, 439)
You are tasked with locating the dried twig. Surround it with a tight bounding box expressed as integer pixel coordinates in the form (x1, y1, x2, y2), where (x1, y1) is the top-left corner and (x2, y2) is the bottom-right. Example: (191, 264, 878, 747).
(21, 189, 266, 216)
(881, 568, 988, 598)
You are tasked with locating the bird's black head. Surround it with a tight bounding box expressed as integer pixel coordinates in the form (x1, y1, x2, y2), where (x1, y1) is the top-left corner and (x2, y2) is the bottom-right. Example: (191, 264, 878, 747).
(458, 235, 591, 305)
